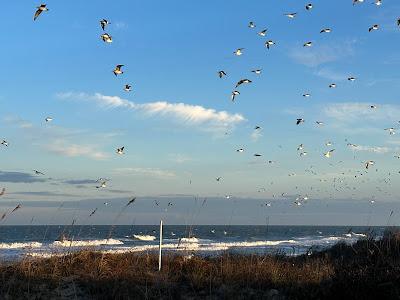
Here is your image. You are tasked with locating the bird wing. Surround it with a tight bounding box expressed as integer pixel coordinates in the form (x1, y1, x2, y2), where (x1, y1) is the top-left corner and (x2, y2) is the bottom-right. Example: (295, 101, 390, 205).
(33, 9, 42, 20)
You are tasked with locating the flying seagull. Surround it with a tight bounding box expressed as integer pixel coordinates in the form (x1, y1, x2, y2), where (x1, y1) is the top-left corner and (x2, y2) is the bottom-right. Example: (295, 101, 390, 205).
(329, 83, 337, 88)
(96, 181, 107, 189)
(254, 153, 262, 157)
(254, 126, 261, 130)
(218, 70, 227, 78)
(89, 208, 98, 217)
(251, 69, 262, 75)
(324, 149, 335, 158)
(365, 160, 375, 169)
(126, 197, 136, 207)
(258, 29, 267, 36)
(385, 128, 396, 135)
(297, 144, 304, 151)
(303, 93, 311, 97)
(284, 13, 297, 18)
(33, 170, 45, 175)
(33, 4, 48, 21)
(1, 140, 9, 147)
(45, 117, 53, 122)
(11, 204, 21, 213)
(236, 148, 244, 153)
(316, 121, 324, 126)
(101, 33, 113, 43)
(303, 41, 313, 47)
(370, 105, 378, 109)
(231, 90, 240, 102)
(374, 0, 382, 6)
(235, 79, 252, 88)
(305, 3, 313, 10)
(368, 24, 379, 32)
(0, 188, 5, 196)
(296, 118, 305, 125)
(100, 19, 110, 31)
(216, 177, 222, 181)
(124, 84, 132, 92)
(348, 77, 356, 81)
(265, 40, 275, 49)
(113, 65, 124, 76)
(353, 0, 364, 5)
(116, 146, 124, 154)
(248, 21, 256, 28)
(320, 28, 331, 33)
(397, 18, 400, 26)
(234, 48, 244, 56)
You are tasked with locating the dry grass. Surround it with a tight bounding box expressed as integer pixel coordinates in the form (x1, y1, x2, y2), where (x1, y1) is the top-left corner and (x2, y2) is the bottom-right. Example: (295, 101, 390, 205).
(1, 231, 400, 299)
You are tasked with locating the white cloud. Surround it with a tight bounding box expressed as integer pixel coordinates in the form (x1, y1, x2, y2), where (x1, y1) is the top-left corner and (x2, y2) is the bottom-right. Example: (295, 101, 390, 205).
(168, 153, 192, 164)
(313, 68, 349, 81)
(250, 130, 262, 142)
(324, 103, 400, 123)
(350, 145, 391, 154)
(289, 40, 355, 67)
(57, 92, 245, 132)
(46, 140, 109, 160)
(113, 167, 176, 178)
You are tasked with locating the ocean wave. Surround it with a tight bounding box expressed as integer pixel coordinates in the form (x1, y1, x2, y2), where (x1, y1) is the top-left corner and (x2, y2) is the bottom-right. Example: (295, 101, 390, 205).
(51, 239, 123, 247)
(133, 235, 156, 241)
(0, 242, 43, 249)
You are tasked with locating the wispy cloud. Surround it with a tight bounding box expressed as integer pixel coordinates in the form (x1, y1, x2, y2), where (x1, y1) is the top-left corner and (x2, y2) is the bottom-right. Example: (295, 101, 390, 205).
(113, 167, 176, 178)
(57, 92, 246, 132)
(324, 103, 400, 123)
(250, 130, 262, 142)
(168, 153, 192, 164)
(46, 139, 109, 160)
(289, 40, 355, 67)
(0, 171, 46, 183)
(313, 68, 349, 81)
(350, 145, 391, 154)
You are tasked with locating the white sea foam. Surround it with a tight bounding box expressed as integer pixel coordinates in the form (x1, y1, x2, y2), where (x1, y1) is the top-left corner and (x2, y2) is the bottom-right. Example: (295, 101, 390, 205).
(133, 235, 156, 241)
(0, 242, 43, 249)
(51, 239, 123, 247)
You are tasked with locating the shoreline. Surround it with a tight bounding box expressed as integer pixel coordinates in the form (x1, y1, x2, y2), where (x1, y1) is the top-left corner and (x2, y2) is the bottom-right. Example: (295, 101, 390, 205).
(1, 231, 399, 299)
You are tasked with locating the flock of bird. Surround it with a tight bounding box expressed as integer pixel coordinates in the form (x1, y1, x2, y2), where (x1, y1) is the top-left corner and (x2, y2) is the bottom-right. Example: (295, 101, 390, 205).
(0, 2, 399, 224)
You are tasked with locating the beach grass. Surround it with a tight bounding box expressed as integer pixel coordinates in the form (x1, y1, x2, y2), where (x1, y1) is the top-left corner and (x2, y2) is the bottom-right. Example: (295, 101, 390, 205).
(1, 230, 400, 299)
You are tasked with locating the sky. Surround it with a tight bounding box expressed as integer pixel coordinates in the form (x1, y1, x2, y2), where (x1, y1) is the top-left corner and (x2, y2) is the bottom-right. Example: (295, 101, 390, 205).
(1, 0, 400, 225)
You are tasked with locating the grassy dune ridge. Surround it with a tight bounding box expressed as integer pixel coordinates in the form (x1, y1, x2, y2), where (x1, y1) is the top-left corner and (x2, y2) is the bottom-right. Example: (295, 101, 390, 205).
(1, 231, 400, 299)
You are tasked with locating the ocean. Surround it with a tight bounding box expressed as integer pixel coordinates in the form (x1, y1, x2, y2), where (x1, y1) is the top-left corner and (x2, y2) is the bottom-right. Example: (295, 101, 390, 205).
(0, 225, 388, 260)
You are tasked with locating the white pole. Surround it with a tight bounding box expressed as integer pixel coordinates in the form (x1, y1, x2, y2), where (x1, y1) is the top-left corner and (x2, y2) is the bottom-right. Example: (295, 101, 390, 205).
(158, 220, 163, 271)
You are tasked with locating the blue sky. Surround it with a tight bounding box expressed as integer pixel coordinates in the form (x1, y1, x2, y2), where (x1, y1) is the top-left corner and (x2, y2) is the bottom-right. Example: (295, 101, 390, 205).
(1, 0, 400, 225)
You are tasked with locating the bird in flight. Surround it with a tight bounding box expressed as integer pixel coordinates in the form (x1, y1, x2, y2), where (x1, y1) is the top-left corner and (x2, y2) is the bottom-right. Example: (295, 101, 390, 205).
(11, 204, 21, 214)
(216, 177, 222, 182)
(248, 22, 256, 28)
(303, 93, 311, 98)
(33, 170, 45, 175)
(369, 24, 379, 32)
(251, 69, 262, 75)
(113, 65, 124, 76)
(236, 148, 244, 153)
(353, 0, 364, 5)
(34, 4, 48, 21)
(124, 84, 132, 92)
(303, 41, 313, 47)
(384, 128, 396, 135)
(234, 48, 244, 56)
(320, 28, 331, 33)
(0, 188, 5, 197)
(374, 0, 382, 6)
(324, 149, 335, 158)
(397, 18, 400, 26)
(218, 70, 227, 78)
(365, 160, 375, 169)
(89, 208, 98, 217)
(101, 33, 113, 43)
(45, 117, 53, 122)
(126, 197, 136, 207)
(296, 118, 305, 125)
(316, 121, 324, 126)
(116, 146, 125, 155)
(235, 79, 252, 88)
(284, 13, 297, 19)
(305, 3, 313, 10)
(265, 40, 276, 49)
(231, 91, 240, 102)
(329, 83, 337, 88)
(348, 77, 356, 81)
(1, 140, 9, 147)
(258, 29, 267, 37)
(96, 180, 107, 189)
(100, 19, 110, 31)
